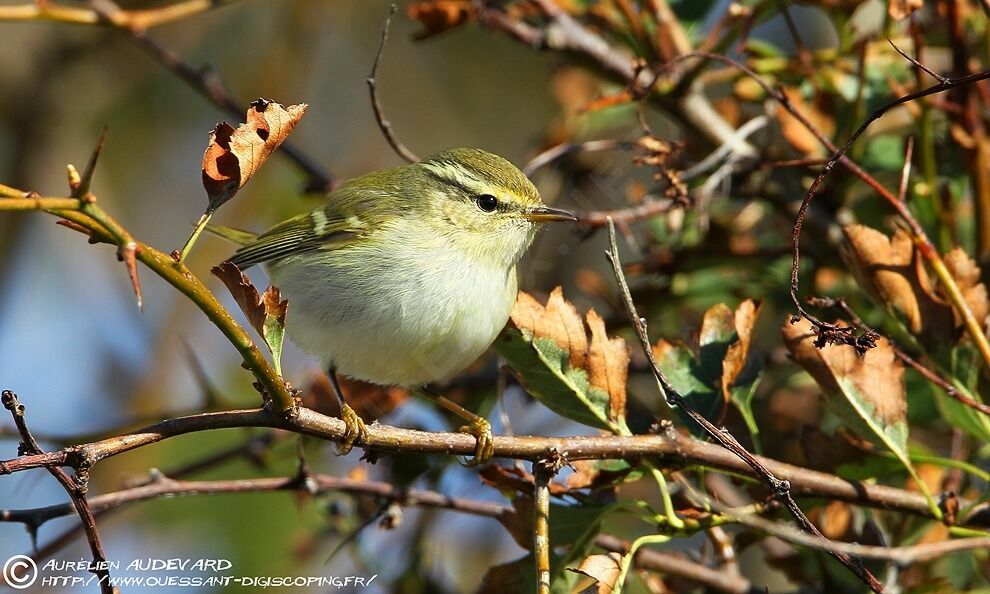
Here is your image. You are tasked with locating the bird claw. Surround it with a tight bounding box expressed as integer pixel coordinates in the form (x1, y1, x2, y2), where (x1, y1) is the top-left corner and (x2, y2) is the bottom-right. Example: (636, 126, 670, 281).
(458, 417, 494, 466)
(336, 404, 367, 455)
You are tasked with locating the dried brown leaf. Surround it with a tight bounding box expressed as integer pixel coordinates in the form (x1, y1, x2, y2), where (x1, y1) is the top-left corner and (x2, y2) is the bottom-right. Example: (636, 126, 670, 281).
(479, 464, 570, 498)
(211, 261, 286, 339)
(888, 0, 922, 20)
(587, 309, 630, 424)
(722, 299, 761, 401)
(842, 225, 954, 347)
(581, 89, 634, 113)
(202, 99, 307, 210)
(815, 500, 852, 540)
(510, 288, 589, 367)
(570, 552, 623, 593)
(565, 459, 600, 489)
(942, 247, 989, 331)
(547, 287, 589, 368)
(782, 316, 906, 428)
(407, 0, 474, 40)
(778, 87, 834, 157)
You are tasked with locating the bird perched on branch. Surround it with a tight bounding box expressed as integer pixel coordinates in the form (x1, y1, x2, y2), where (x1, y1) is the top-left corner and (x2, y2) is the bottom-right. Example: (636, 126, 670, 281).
(211, 148, 574, 463)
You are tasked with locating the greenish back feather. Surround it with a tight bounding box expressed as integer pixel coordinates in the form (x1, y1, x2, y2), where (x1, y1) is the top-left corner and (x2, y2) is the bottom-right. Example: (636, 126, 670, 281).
(220, 147, 539, 269)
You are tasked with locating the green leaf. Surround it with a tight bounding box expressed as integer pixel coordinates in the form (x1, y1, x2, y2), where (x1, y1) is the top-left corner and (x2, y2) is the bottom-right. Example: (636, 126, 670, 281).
(262, 306, 286, 376)
(654, 340, 723, 428)
(730, 372, 763, 454)
(933, 345, 990, 443)
(496, 328, 614, 431)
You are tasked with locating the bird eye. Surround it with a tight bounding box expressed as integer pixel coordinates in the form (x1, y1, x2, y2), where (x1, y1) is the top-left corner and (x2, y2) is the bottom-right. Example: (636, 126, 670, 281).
(475, 194, 499, 213)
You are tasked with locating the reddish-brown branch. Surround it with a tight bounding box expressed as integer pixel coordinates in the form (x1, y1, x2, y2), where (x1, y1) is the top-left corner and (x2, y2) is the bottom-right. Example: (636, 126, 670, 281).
(1, 391, 114, 593)
(1, 470, 757, 594)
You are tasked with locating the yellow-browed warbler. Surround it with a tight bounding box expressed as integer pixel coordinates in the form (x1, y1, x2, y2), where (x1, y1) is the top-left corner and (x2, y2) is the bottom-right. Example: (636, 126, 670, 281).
(213, 148, 574, 462)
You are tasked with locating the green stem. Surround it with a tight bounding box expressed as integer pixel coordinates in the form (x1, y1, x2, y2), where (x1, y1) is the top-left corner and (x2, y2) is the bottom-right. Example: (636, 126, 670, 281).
(179, 210, 213, 263)
(949, 526, 990, 538)
(613, 534, 670, 594)
(0, 197, 82, 210)
(643, 462, 684, 531)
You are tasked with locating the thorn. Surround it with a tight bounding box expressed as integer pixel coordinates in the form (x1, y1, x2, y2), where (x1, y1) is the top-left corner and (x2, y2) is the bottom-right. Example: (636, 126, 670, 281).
(75, 126, 108, 200)
(120, 241, 143, 311)
(56, 219, 95, 240)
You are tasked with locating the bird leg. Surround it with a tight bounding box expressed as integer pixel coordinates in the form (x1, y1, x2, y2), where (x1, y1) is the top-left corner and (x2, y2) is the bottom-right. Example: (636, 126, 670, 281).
(327, 368, 367, 455)
(420, 386, 494, 465)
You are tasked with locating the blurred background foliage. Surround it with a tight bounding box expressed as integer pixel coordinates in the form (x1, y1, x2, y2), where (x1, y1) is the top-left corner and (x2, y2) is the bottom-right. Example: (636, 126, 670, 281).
(1, 0, 989, 592)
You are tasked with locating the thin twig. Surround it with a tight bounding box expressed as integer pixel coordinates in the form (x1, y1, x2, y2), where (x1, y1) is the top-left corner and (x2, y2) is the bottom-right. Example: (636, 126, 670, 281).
(367, 4, 419, 164)
(2, 391, 115, 594)
(718, 501, 990, 566)
(602, 219, 884, 593)
(0, 196, 82, 210)
(523, 139, 634, 176)
(888, 38, 948, 84)
(31, 195, 297, 413)
(575, 198, 676, 228)
(898, 136, 915, 202)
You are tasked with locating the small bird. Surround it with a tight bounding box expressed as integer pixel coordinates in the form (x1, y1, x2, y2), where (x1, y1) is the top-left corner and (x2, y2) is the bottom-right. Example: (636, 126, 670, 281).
(213, 148, 574, 462)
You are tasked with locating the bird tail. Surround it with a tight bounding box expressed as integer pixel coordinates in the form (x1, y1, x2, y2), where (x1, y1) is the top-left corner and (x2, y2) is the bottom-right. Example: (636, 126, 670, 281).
(204, 224, 258, 246)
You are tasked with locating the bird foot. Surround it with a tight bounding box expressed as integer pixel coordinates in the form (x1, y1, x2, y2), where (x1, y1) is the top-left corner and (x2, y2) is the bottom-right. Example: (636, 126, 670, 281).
(336, 404, 367, 455)
(458, 416, 494, 466)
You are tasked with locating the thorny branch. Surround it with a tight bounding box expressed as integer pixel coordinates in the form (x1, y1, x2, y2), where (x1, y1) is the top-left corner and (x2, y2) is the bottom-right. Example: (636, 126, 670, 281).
(0, 176, 296, 414)
(6, 455, 986, 591)
(603, 219, 885, 593)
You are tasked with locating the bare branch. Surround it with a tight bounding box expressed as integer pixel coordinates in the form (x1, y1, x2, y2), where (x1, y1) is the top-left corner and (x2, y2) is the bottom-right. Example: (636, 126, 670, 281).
(2, 391, 114, 593)
(367, 4, 419, 164)
(0, 405, 977, 525)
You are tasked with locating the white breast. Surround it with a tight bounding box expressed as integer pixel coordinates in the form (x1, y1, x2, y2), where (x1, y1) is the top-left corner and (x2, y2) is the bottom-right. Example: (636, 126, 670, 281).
(268, 221, 518, 387)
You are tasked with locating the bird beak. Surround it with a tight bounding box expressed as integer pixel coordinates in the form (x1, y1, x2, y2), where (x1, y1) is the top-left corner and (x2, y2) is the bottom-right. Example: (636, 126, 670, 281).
(522, 206, 577, 223)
